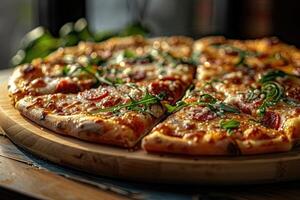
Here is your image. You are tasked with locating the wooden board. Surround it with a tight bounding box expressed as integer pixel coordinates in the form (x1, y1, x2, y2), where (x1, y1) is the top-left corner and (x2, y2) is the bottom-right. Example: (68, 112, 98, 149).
(1, 84, 300, 185)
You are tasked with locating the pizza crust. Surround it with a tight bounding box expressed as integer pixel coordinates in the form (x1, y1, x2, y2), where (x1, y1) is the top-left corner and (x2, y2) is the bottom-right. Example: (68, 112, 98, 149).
(16, 98, 141, 147)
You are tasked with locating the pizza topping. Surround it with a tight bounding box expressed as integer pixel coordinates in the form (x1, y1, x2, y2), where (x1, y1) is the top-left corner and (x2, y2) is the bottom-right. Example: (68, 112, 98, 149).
(257, 81, 284, 115)
(202, 100, 240, 117)
(149, 80, 183, 104)
(101, 96, 122, 108)
(22, 64, 35, 74)
(219, 119, 240, 134)
(63, 64, 123, 86)
(128, 70, 146, 81)
(81, 89, 109, 101)
(31, 78, 47, 88)
(259, 70, 287, 83)
(245, 88, 262, 102)
(55, 79, 79, 93)
(90, 90, 165, 116)
(165, 93, 240, 117)
(212, 44, 259, 67)
(260, 111, 281, 130)
(189, 106, 217, 122)
(110, 49, 155, 65)
(164, 100, 188, 113)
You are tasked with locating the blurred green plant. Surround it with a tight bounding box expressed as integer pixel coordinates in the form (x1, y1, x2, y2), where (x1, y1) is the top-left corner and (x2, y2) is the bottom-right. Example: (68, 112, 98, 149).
(11, 18, 150, 66)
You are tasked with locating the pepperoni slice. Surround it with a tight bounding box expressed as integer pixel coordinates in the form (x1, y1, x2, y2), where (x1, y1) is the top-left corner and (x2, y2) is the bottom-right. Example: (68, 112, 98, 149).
(102, 96, 122, 107)
(149, 80, 183, 104)
(261, 111, 281, 130)
(82, 90, 109, 101)
(160, 76, 180, 82)
(56, 79, 79, 93)
(189, 107, 217, 122)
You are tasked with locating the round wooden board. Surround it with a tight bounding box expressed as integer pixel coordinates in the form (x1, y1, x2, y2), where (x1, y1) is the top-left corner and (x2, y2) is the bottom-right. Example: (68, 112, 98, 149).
(2, 84, 300, 185)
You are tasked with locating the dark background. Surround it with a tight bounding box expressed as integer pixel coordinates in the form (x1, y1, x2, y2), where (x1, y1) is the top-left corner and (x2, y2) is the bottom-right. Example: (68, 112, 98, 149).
(1, 0, 300, 68)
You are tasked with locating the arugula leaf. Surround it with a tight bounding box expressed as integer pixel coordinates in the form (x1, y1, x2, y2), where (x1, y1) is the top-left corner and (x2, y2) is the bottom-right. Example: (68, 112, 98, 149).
(198, 94, 239, 114)
(62, 65, 70, 76)
(164, 101, 189, 113)
(198, 94, 217, 104)
(62, 64, 121, 86)
(257, 81, 284, 115)
(197, 94, 240, 116)
(90, 57, 107, 66)
(91, 90, 164, 116)
(218, 103, 240, 114)
(123, 49, 136, 59)
(259, 70, 287, 83)
(220, 119, 240, 134)
(283, 97, 300, 107)
(245, 88, 261, 102)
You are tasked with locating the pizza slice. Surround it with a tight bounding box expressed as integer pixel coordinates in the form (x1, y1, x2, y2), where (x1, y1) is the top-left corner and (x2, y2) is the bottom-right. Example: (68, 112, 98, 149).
(195, 37, 300, 142)
(194, 36, 300, 81)
(16, 83, 165, 147)
(12, 36, 196, 148)
(9, 36, 194, 104)
(142, 88, 292, 155)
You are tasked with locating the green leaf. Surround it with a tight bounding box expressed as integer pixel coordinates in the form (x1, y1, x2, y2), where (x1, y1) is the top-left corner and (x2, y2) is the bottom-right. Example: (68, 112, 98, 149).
(123, 49, 136, 59)
(283, 97, 300, 107)
(245, 88, 261, 102)
(257, 81, 284, 115)
(198, 94, 217, 104)
(259, 70, 287, 83)
(62, 66, 70, 76)
(195, 93, 240, 116)
(91, 90, 163, 116)
(220, 119, 240, 134)
(218, 103, 240, 114)
(164, 101, 188, 113)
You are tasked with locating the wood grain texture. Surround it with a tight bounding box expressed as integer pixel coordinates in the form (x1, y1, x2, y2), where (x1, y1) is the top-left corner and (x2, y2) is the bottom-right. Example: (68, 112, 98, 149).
(2, 83, 300, 184)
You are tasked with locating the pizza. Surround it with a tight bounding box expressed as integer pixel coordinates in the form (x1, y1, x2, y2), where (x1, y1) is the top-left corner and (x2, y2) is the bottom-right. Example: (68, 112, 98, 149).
(9, 35, 300, 155)
(10, 36, 196, 148)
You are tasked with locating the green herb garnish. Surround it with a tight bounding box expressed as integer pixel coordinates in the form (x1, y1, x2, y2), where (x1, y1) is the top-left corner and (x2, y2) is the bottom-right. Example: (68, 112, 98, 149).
(197, 94, 240, 116)
(62, 65, 70, 76)
(283, 97, 300, 107)
(212, 44, 259, 67)
(164, 101, 189, 113)
(91, 90, 165, 116)
(259, 70, 287, 83)
(257, 81, 284, 115)
(90, 57, 107, 66)
(198, 94, 217, 104)
(62, 64, 122, 86)
(220, 119, 240, 134)
(123, 49, 136, 58)
(245, 88, 261, 102)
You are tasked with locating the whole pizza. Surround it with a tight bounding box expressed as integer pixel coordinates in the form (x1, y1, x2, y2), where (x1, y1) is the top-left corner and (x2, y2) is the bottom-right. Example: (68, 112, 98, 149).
(8, 35, 300, 155)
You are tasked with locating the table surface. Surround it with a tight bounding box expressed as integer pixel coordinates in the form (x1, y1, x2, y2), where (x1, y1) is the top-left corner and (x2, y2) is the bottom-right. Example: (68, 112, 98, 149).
(1, 68, 300, 200)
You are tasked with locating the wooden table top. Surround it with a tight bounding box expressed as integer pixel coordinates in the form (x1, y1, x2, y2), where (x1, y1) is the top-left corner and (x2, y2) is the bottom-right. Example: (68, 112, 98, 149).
(1, 68, 300, 200)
